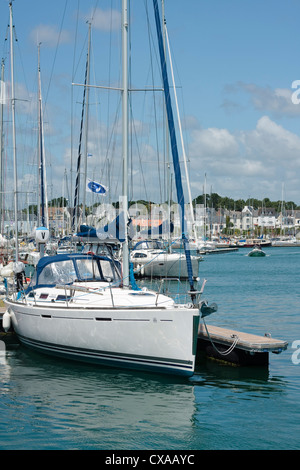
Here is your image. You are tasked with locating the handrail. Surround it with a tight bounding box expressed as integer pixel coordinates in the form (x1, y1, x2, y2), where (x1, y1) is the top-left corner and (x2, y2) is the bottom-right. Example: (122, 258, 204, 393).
(55, 284, 104, 295)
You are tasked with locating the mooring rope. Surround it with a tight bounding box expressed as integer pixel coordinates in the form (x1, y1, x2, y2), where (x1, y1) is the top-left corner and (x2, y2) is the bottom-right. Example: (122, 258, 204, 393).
(202, 318, 239, 356)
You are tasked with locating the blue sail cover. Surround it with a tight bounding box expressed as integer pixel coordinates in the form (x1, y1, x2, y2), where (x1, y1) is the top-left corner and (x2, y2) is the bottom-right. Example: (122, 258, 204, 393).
(76, 213, 134, 243)
(152, 0, 194, 291)
(76, 215, 173, 241)
(76, 225, 97, 238)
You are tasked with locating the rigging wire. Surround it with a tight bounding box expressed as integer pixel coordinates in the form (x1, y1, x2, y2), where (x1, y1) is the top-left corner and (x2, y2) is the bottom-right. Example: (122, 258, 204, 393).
(144, 0, 162, 203)
(129, 100, 149, 202)
(44, 0, 68, 110)
(3, 8, 36, 221)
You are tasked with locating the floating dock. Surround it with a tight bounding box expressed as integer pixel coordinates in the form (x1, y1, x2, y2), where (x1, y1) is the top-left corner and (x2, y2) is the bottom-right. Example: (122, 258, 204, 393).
(198, 323, 288, 366)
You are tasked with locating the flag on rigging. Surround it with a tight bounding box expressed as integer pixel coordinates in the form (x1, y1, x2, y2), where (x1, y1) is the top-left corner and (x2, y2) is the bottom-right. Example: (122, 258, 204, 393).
(86, 178, 108, 195)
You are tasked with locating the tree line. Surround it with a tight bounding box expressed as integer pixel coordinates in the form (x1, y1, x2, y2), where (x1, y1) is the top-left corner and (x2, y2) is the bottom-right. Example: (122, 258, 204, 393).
(192, 193, 300, 212)
(25, 194, 300, 216)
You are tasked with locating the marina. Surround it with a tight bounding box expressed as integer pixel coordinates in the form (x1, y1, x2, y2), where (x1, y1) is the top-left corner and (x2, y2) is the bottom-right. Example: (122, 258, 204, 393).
(0, 0, 299, 452)
(0, 246, 299, 450)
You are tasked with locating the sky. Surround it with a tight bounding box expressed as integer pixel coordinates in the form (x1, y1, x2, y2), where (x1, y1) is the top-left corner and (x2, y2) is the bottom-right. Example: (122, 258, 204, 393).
(1, 0, 300, 212)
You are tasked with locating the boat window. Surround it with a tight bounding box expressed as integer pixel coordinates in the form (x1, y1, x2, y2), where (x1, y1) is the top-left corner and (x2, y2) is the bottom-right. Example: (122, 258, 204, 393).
(56, 294, 72, 302)
(39, 293, 49, 299)
(138, 241, 148, 250)
(29, 271, 37, 287)
(38, 260, 76, 286)
(133, 252, 147, 258)
(76, 258, 102, 281)
(148, 241, 163, 249)
(100, 259, 115, 280)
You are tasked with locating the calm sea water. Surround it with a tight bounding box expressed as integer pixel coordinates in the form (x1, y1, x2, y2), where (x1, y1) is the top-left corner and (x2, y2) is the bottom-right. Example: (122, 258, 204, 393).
(0, 246, 299, 450)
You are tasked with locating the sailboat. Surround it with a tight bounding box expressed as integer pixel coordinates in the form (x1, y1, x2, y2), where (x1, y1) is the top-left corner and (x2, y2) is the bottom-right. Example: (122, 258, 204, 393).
(131, 238, 202, 279)
(4, 0, 213, 377)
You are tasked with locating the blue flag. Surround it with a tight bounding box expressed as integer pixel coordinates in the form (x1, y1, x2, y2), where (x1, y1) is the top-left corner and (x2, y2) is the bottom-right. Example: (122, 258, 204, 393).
(86, 179, 107, 196)
(86, 179, 108, 195)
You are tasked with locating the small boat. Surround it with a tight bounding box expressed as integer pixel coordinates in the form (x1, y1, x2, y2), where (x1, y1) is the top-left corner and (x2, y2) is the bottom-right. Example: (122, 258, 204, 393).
(248, 246, 266, 257)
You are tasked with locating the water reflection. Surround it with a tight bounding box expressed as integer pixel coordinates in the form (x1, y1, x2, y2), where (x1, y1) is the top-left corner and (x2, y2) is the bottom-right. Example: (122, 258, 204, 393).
(1, 246, 298, 450)
(0, 348, 12, 388)
(1, 348, 197, 450)
(193, 353, 288, 398)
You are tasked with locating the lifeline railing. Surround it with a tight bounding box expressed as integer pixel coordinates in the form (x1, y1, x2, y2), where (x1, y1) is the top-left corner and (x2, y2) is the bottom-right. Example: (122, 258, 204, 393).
(7, 276, 207, 309)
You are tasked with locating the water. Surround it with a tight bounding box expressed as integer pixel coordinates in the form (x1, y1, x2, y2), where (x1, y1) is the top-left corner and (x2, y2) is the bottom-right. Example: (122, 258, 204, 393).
(0, 246, 299, 450)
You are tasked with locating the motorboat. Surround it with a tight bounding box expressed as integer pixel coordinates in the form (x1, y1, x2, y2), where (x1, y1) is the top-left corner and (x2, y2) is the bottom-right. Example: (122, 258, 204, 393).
(248, 246, 266, 257)
(237, 238, 271, 248)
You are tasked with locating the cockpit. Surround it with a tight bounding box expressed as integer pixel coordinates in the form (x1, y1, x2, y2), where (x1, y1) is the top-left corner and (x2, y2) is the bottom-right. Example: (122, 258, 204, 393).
(27, 253, 121, 291)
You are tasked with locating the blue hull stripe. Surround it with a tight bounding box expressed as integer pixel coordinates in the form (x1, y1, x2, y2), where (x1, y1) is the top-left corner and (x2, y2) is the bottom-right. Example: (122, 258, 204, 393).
(18, 334, 195, 376)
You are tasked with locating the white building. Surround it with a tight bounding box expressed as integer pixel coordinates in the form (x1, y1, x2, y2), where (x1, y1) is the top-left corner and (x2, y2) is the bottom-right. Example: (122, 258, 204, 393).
(241, 206, 254, 232)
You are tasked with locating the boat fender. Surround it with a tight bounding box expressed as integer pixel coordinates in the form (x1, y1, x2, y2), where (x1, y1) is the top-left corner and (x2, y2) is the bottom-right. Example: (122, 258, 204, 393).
(2, 309, 11, 332)
(200, 300, 218, 318)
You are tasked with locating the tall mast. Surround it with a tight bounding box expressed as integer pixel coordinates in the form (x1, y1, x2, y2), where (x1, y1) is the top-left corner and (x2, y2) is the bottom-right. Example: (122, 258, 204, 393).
(37, 43, 48, 228)
(82, 21, 91, 222)
(121, 0, 129, 287)
(72, 32, 89, 232)
(9, 2, 19, 261)
(153, 0, 195, 293)
(0, 59, 5, 236)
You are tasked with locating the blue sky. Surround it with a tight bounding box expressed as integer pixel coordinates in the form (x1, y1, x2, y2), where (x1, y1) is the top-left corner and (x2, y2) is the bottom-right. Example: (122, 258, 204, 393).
(1, 0, 300, 211)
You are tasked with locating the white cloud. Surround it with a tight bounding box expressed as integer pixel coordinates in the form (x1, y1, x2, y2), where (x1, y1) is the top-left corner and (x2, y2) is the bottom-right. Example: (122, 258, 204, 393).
(187, 116, 300, 202)
(223, 82, 300, 117)
(190, 127, 239, 158)
(241, 116, 300, 162)
(30, 25, 72, 47)
(88, 8, 121, 32)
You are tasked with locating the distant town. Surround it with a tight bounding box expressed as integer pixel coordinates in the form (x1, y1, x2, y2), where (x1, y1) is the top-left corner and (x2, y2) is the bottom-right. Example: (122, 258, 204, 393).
(3, 192, 299, 239)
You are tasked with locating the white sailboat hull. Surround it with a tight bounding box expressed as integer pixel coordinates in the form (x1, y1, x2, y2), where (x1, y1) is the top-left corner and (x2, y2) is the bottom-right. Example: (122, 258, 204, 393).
(132, 252, 201, 278)
(5, 298, 199, 376)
